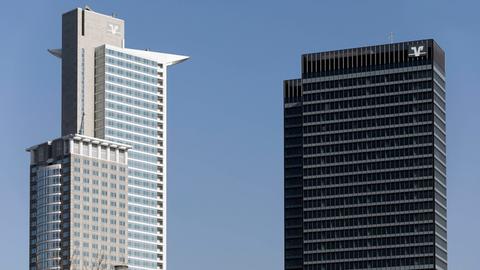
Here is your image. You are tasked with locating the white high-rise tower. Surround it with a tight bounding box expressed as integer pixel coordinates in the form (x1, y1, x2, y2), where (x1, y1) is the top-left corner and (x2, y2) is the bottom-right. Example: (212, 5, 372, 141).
(28, 6, 188, 270)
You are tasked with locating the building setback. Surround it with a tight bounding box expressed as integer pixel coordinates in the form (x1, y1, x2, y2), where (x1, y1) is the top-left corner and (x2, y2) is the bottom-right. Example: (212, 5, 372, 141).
(28, 6, 188, 270)
(27, 135, 130, 269)
(284, 40, 446, 270)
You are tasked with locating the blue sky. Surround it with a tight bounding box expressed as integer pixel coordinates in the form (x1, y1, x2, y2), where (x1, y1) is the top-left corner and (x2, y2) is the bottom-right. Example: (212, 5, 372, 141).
(1, 0, 479, 269)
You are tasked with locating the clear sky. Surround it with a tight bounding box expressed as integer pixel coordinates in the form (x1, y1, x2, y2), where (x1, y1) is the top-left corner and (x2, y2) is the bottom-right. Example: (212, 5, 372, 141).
(1, 0, 479, 269)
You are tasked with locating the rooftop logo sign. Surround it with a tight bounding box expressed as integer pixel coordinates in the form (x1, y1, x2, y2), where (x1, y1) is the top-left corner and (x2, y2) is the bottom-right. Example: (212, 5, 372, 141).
(409, 46, 427, 57)
(107, 23, 121, 36)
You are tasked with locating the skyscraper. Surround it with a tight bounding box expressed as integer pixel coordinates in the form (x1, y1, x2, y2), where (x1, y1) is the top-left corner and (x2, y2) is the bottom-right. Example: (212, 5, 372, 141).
(283, 40, 446, 270)
(28, 7, 188, 270)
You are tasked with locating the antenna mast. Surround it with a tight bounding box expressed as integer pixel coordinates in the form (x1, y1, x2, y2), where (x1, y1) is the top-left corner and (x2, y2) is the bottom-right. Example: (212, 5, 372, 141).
(388, 32, 394, 44)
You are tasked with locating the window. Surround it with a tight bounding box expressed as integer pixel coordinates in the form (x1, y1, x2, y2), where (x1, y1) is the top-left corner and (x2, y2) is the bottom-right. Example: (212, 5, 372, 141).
(91, 146, 98, 157)
(110, 150, 117, 161)
(101, 146, 107, 159)
(74, 142, 80, 154)
(82, 143, 89, 155)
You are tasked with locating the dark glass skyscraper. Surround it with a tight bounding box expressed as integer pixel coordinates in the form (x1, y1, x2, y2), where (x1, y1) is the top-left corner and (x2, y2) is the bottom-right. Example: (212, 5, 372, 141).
(284, 40, 446, 270)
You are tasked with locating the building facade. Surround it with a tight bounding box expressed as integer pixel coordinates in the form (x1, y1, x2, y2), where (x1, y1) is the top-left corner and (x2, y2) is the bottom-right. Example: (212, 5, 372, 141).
(27, 135, 130, 270)
(28, 6, 188, 270)
(93, 44, 186, 270)
(284, 40, 446, 270)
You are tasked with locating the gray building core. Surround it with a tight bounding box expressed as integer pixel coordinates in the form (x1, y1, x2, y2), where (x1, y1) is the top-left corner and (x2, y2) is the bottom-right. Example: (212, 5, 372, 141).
(59, 8, 124, 137)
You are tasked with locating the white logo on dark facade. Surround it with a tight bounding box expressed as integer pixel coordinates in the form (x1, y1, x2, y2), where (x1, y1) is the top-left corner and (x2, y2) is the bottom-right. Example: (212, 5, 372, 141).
(409, 46, 426, 57)
(108, 23, 120, 35)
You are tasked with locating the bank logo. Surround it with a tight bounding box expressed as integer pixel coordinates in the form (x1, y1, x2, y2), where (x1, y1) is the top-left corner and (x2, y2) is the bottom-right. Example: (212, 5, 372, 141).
(409, 46, 426, 57)
(108, 23, 121, 36)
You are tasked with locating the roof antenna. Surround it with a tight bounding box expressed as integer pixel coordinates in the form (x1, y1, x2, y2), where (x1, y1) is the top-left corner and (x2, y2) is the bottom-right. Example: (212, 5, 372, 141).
(388, 32, 394, 44)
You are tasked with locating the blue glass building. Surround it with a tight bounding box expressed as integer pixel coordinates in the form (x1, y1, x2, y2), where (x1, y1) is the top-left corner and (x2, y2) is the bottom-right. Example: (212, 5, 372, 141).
(94, 45, 187, 270)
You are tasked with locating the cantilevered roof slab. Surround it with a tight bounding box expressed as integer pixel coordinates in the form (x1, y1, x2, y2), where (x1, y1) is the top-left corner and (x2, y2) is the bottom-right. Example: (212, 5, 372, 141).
(105, 44, 189, 66)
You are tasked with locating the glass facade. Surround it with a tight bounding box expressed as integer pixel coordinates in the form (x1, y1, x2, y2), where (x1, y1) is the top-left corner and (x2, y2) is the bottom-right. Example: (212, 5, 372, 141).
(30, 164, 62, 270)
(95, 45, 165, 270)
(284, 40, 447, 270)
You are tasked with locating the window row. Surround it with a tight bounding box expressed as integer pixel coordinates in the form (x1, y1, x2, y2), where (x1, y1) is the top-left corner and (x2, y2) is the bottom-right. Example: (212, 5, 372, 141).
(304, 223, 434, 241)
(304, 102, 432, 124)
(305, 146, 432, 166)
(104, 55, 158, 75)
(105, 109, 161, 129)
(304, 212, 434, 230)
(106, 49, 159, 68)
(304, 201, 434, 219)
(106, 65, 159, 84)
(106, 101, 160, 119)
(106, 83, 160, 102)
(303, 70, 432, 93)
(106, 75, 159, 94)
(304, 88, 432, 109)
(305, 135, 432, 155)
(304, 124, 432, 145)
(304, 168, 432, 187)
(106, 118, 159, 137)
(305, 245, 434, 263)
(106, 92, 159, 111)
(304, 81, 432, 105)
(304, 113, 432, 134)
(304, 189, 433, 208)
(304, 157, 432, 176)
(304, 235, 434, 252)
(106, 128, 159, 146)
(303, 256, 434, 270)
